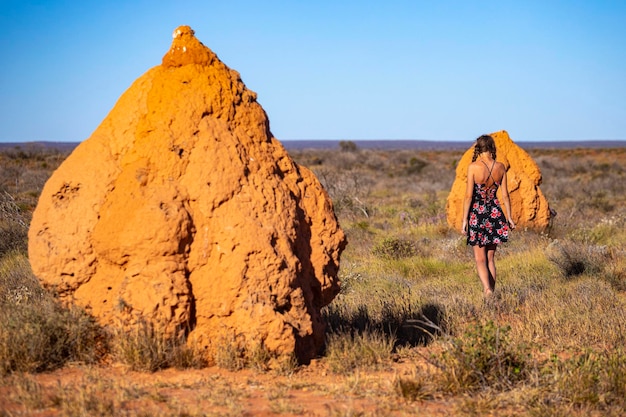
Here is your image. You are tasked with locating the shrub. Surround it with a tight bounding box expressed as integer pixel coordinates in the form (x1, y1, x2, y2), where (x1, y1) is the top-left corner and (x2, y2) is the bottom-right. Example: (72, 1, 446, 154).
(372, 237, 417, 259)
(0, 251, 45, 305)
(0, 252, 102, 375)
(547, 240, 608, 278)
(339, 140, 358, 152)
(0, 299, 102, 375)
(540, 350, 626, 411)
(433, 321, 530, 393)
(406, 157, 428, 175)
(315, 167, 372, 216)
(0, 191, 28, 257)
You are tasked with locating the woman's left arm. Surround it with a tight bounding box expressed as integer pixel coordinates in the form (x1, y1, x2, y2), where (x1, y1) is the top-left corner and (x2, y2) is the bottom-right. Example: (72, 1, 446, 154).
(500, 166, 516, 229)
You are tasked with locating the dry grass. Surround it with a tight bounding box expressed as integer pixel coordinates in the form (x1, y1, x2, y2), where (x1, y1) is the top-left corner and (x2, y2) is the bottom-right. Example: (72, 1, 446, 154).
(1, 144, 626, 415)
(0, 252, 102, 375)
(325, 328, 395, 375)
(111, 321, 208, 372)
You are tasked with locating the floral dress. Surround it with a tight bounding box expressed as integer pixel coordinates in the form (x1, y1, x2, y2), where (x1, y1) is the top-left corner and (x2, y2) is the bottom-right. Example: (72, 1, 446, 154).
(467, 163, 510, 246)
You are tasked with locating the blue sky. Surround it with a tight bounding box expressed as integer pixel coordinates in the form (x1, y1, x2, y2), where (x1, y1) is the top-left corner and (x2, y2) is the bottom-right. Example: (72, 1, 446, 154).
(1, 1, 625, 143)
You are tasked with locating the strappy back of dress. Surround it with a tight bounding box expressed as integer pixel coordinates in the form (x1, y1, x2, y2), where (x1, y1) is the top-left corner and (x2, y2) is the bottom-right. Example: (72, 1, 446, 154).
(480, 160, 498, 190)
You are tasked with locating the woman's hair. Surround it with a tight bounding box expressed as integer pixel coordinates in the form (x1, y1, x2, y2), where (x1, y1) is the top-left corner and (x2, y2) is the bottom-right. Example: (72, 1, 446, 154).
(472, 134, 497, 162)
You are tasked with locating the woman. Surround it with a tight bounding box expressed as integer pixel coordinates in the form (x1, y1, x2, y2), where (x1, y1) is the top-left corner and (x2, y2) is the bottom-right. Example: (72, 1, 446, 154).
(461, 135, 515, 297)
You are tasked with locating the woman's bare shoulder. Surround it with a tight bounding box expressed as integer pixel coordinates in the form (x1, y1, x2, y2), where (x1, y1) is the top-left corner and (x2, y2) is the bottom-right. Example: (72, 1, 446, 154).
(493, 161, 507, 181)
(495, 161, 508, 172)
(467, 161, 482, 175)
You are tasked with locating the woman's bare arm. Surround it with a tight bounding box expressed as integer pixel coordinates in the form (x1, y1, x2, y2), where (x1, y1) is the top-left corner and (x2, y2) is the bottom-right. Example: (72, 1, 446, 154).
(499, 165, 515, 229)
(461, 164, 475, 233)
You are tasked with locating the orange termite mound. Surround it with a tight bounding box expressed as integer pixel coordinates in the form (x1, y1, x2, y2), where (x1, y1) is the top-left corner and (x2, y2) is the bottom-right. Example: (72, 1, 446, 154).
(28, 26, 347, 364)
(446, 130, 552, 231)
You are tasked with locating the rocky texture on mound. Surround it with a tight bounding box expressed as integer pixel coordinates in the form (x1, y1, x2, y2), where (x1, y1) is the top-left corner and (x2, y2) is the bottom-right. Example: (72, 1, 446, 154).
(446, 130, 551, 231)
(28, 26, 346, 363)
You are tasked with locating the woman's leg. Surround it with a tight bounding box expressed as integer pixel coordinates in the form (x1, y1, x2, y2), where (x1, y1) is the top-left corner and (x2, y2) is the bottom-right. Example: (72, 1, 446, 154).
(472, 245, 493, 296)
(486, 244, 497, 291)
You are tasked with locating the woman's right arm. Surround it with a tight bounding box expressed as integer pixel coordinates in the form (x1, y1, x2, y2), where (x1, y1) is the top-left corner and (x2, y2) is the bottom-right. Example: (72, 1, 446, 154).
(461, 165, 475, 233)
(499, 166, 516, 229)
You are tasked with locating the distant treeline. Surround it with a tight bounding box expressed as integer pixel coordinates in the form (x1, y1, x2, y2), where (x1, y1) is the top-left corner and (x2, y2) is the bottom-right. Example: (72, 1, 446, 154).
(0, 142, 78, 152)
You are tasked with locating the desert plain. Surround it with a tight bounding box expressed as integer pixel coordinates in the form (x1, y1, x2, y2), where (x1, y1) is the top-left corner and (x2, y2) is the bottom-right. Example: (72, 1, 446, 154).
(1, 141, 626, 416)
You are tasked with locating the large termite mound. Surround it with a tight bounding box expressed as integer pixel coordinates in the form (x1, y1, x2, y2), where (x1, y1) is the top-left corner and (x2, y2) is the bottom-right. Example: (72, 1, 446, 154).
(28, 26, 347, 364)
(446, 130, 551, 231)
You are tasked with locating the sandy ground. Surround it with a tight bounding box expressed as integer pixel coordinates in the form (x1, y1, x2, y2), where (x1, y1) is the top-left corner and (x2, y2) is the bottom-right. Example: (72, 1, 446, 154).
(0, 352, 461, 416)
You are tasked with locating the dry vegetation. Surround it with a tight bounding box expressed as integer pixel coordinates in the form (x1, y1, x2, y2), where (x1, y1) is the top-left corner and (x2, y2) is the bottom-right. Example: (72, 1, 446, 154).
(1, 142, 626, 416)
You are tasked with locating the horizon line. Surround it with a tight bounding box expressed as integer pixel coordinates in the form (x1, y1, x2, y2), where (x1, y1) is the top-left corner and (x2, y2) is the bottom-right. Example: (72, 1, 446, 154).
(2, 138, 626, 144)
(3, 139, 626, 152)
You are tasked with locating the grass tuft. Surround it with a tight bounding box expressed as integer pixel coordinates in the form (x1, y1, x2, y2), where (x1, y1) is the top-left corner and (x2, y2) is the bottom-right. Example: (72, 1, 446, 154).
(325, 328, 395, 374)
(111, 321, 206, 372)
(394, 370, 434, 402)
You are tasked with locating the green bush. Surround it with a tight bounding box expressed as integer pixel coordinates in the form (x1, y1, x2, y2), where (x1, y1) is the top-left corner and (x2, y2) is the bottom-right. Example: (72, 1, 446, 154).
(372, 237, 418, 260)
(434, 321, 530, 393)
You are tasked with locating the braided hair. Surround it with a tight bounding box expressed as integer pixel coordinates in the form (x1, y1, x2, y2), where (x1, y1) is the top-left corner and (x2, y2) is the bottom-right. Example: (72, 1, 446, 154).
(472, 135, 497, 162)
